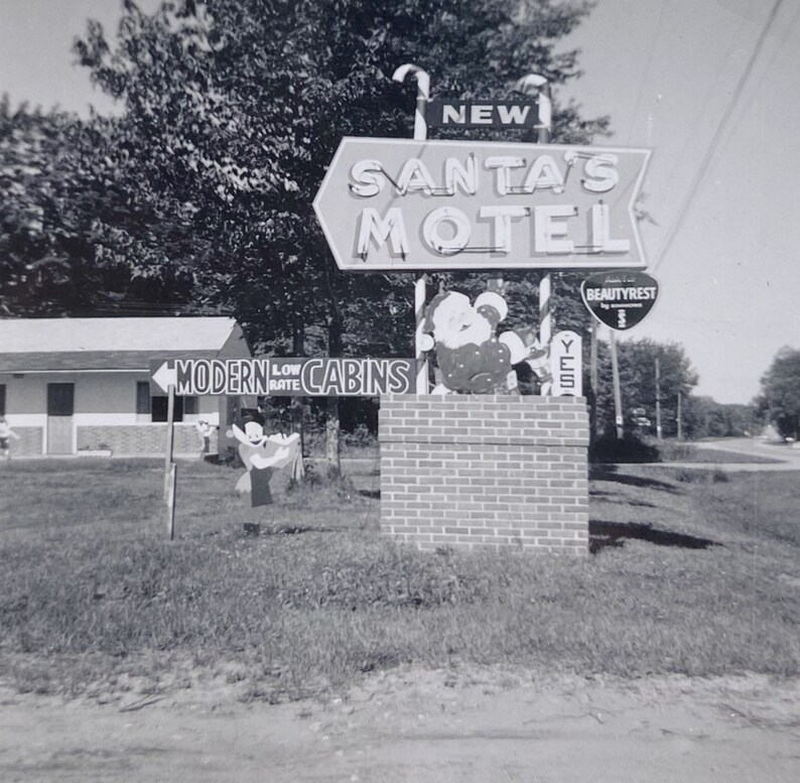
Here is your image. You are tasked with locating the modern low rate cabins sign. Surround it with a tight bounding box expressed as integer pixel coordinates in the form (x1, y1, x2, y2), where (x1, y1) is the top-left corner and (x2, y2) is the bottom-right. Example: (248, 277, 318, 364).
(313, 137, 651, 271)
(150, 358, 417, 396)
(580, 270, 659, 330)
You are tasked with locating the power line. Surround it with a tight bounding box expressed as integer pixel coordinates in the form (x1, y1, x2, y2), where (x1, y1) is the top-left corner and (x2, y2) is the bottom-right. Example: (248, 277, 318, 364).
(653, 0, 786, 271)
(626, 0, 669, 146)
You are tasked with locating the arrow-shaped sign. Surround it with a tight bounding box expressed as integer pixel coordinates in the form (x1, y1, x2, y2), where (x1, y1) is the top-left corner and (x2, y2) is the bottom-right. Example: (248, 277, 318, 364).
(151, 361, 178, 393)
(314, 137, 651, 272)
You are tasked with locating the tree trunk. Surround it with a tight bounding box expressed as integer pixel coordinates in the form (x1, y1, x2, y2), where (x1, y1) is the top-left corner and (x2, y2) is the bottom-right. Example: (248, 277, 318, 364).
(325, 396, 340, 478)
(291, 321, 305, 463)
(325, 310, 343, 478)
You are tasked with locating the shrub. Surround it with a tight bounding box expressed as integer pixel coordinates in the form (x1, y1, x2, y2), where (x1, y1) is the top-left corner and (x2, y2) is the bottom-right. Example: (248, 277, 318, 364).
(589, 432, 660, 464)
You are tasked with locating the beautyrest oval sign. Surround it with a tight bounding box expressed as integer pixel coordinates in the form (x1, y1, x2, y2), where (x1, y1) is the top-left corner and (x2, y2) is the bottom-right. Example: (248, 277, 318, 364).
(313, 137, 651, 271)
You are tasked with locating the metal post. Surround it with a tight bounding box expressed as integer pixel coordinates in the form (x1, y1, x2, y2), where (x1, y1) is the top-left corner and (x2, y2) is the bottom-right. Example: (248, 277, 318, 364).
(655, 357, 663, 440)
(517, 74, 554, 396)
(590, 318, 599, 437)
(393, 63, 431, 395)
(609, 330, 624, 440)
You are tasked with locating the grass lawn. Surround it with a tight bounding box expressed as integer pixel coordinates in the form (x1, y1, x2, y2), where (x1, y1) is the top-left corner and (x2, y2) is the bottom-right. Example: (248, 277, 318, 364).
(656, 442, 782, 464)
(1, 455, 798, 702)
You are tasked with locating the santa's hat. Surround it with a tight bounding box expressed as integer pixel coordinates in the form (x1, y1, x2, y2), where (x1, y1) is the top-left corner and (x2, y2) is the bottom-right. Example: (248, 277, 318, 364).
(422, 291, 466, 333)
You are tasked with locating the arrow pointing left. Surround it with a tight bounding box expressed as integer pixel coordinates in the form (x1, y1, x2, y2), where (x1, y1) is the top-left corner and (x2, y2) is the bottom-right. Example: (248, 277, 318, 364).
(152, 361, 178, 393)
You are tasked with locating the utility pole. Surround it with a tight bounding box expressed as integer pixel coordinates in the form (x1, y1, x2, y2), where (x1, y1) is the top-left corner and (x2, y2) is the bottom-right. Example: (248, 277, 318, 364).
(655, 357, 663, 440)
(589, 319, 599, 438)
(677, 389, 683, 440)
(609, 329, 624, 440)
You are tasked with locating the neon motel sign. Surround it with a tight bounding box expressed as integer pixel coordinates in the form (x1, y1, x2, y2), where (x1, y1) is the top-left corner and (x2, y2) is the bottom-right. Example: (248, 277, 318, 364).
(313, 137, 651, 271)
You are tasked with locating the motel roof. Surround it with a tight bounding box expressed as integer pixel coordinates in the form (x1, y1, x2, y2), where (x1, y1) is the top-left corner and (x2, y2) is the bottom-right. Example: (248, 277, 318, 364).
(0, 317, 248, 373)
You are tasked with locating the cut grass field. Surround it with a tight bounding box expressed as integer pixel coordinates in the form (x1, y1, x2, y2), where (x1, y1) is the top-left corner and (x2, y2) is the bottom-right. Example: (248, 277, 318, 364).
(1, 455, 798, 703)
(656, 442, 782, 464)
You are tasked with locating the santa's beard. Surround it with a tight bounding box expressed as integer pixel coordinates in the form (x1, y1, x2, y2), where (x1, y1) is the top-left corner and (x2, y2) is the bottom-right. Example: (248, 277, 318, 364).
(435, 318, 492, 349)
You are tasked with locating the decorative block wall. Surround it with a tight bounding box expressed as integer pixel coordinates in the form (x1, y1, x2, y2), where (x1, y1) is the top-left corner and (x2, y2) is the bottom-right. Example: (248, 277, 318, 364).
(379, 394, 589, 554)
(76, 425, 217, 456)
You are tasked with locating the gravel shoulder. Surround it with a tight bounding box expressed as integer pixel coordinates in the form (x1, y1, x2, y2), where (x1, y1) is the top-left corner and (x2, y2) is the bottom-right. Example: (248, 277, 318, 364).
(1, 666, 798, 782)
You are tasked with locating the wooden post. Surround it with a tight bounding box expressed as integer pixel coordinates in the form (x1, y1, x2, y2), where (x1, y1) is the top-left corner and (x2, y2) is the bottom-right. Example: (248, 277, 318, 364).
(655, 357, 663, 440)
(609, 330, 624, 440)
(163, 383, 177, 538)
(163, 383, 176, 500)
(589, 319, 599, 437)
(166, 462, 177, 540)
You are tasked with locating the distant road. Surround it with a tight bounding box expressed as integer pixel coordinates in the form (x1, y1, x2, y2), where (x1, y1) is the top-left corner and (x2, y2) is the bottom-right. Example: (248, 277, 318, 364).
(681, 438, 800, 472)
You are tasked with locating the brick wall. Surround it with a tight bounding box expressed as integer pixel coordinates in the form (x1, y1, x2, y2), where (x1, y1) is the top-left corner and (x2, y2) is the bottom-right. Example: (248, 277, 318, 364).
(77, 425, 217, 456)
(379, 394, 589, 554)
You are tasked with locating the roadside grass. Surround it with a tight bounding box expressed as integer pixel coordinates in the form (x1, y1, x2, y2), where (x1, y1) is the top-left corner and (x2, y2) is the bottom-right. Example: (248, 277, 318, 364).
(1, 458, 798, 702)
(656, 442, 781, 464)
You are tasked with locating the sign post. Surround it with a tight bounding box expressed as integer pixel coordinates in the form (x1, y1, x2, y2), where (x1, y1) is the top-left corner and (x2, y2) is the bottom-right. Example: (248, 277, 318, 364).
(609, 330, 624, 440)
(392, 63, 431, 395)
(163, 382, 176, 539)
(166, 462, 177, 541)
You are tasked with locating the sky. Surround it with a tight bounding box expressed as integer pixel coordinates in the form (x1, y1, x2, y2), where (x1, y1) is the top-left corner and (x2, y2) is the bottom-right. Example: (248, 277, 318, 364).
(1, 0, 798, 403)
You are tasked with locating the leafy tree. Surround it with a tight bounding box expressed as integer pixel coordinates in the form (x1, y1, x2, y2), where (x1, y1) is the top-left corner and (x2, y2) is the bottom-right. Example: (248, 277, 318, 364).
(593, 337, 698, 438)
(70, 0, 608, 354)
(0, 97, 197, 315)
(64, 0, 610, 462)
(755, 346, 800, 440)
(681, 396, 761, 439)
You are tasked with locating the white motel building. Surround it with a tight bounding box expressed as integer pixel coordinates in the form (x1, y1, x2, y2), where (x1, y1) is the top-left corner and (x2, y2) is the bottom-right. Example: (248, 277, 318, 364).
(0, 317, 251, 457)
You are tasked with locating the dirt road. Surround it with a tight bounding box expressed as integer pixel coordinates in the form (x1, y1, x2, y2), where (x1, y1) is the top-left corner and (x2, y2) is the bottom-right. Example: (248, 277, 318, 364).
(1, 668, 798, 782)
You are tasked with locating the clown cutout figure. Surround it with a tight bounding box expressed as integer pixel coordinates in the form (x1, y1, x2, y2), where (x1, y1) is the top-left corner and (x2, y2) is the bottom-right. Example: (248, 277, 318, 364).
(231, 413, 303, 507)
(420, 290, 550, 394)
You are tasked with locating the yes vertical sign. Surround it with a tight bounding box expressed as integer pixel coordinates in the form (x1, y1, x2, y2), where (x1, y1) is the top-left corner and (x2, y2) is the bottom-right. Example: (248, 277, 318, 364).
(550, 330, 583, 397)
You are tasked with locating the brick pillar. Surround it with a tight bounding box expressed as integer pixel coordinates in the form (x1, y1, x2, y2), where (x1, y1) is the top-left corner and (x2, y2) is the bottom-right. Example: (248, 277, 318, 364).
(379, 394, 589, 554)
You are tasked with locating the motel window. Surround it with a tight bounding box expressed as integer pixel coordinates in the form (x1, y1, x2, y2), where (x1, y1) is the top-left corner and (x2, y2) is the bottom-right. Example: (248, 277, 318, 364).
(136, 382, 195, 422)
(136, 382, 151, 415)
(151, 395, 184, 422)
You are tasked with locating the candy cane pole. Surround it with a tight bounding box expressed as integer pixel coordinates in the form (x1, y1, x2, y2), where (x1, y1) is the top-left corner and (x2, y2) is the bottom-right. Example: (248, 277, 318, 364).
(516, 73, 553, 395)
(393, 63, 430, 394)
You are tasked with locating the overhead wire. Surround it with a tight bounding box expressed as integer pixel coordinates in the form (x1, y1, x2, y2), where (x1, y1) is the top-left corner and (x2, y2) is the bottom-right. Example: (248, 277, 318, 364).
(625, 0, 669, 146)
(652, 0, 786, 271)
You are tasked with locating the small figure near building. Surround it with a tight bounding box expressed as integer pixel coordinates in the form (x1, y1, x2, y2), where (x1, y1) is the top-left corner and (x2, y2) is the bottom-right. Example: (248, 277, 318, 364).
(0, 416, 21, 460)
(195, 419, 215, 456)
